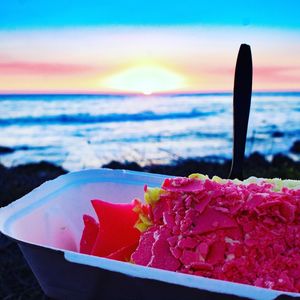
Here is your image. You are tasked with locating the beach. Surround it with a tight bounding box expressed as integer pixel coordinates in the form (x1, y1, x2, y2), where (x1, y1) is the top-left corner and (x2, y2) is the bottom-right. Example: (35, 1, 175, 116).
(1, 93, 300, 171)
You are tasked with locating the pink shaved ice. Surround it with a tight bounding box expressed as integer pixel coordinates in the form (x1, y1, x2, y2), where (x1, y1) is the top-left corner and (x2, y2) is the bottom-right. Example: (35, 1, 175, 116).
(131, 176, 300, 293)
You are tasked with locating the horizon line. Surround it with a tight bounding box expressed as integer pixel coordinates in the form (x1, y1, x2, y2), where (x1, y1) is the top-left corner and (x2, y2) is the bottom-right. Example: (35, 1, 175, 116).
(0, 89, 300, 97)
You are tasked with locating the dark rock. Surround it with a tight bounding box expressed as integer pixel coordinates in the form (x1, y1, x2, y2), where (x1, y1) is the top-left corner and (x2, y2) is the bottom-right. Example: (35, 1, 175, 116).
(12, 161, 66, 176)
(269, 153, 300, 179)
(0, 232, 12, 249)
(0, 161, 67, 208)
(272, 131, 284, 138)
(290, 140, 300, 154)
(102, 160, 124, 169)
(0, 146, 14, 154)
(103, 152, 300, 180)
(246, 152, 269, 167)
(272, 153, 294, 166)
(16, 145, 30, 151)
(124, 161, 144, 171)
(0, 242, 48, 299)
(102, 160, 143, 171)
(0, 161, 66, 299)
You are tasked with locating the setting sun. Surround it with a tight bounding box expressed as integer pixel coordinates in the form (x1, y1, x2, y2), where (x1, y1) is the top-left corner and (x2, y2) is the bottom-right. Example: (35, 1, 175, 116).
(103, 65, 186, 94)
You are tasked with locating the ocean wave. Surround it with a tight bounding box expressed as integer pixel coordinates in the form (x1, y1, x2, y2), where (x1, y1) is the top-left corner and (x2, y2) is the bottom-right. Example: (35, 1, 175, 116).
(0, 110, 220, 126)
(100, 131, 229, 144)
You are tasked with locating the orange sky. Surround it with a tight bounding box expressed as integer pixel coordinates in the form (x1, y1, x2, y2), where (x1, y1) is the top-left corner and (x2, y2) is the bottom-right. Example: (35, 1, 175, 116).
(0, 26, 300, 94)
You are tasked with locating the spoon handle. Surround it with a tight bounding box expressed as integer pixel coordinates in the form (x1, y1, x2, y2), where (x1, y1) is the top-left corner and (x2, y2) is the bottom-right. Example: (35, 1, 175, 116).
(228, 44, 253, 180)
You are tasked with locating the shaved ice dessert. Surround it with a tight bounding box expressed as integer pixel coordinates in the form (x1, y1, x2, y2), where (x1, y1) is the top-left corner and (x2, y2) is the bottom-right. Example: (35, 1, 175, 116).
(80, 174, 300, 293)
(80, 199, 147, 261)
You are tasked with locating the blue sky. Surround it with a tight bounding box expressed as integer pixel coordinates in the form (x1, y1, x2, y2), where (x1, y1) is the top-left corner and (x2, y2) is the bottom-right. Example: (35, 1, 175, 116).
(1, 0, 300, 29)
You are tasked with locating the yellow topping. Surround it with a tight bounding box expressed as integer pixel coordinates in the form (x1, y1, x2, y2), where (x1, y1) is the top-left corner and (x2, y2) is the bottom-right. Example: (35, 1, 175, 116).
(139, 214, 152, 226)
(212, 175, 225, 183)
(134, 221, 149, 232)
(189, 174, 300, 191)
(145, 187, 164, 206)
(188, 173, 209, 180)
(132, 198, 153, 233)
(265, 178, 283, 192)
(232, 179, 242, 185)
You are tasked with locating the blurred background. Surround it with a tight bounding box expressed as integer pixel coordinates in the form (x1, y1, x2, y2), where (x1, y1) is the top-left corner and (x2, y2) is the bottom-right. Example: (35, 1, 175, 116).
(0, 0, 300, 171)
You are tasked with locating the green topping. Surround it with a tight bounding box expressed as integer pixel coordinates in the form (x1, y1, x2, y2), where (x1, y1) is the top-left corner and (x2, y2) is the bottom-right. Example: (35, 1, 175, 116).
(145, 187, 164, 206)
(187, 173, 300, 192)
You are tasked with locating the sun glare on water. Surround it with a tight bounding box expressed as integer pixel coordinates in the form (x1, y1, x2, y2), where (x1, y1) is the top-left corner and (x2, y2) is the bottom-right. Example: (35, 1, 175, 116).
(103, 65, 186, 94)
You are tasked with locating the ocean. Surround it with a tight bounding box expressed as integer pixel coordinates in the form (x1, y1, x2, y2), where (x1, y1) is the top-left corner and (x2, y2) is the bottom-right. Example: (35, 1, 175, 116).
(0, 93, 299, 171)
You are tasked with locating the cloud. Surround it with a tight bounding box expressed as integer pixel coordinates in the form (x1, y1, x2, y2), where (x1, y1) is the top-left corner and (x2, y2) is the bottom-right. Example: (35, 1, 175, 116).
(0, 61, 96, 75)
(201, 65, 300, 83)
(254, 66, 300, 83)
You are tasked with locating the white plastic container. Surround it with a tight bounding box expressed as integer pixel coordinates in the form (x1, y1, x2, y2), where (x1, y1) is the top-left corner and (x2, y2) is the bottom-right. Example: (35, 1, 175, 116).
(0, 169, 298, 300)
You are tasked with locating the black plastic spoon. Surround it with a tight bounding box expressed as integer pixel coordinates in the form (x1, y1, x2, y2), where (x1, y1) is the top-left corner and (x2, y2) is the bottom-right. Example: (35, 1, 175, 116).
(228, 44, 253, 180)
